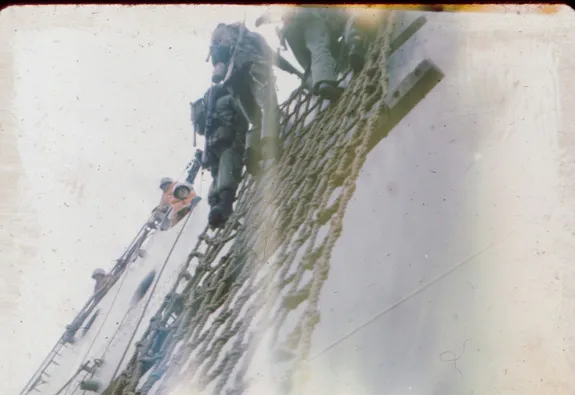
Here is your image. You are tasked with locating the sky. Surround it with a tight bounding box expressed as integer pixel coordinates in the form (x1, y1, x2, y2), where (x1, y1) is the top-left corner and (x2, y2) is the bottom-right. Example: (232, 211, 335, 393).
(0, 5, 300, 394)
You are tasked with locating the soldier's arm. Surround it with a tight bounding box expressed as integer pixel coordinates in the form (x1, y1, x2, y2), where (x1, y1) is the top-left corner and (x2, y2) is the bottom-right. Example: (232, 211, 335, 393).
(273, 52, 304, 79)
(158, 192, 172, 211)
(249, 31, 304, 79)
(249, 31, 274, 58)
(191, 99, 206, 136)
(255, 9, 274, 27)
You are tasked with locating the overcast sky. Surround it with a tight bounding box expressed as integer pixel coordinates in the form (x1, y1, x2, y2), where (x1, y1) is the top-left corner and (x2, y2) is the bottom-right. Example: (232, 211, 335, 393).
(0, 5, 299, 394)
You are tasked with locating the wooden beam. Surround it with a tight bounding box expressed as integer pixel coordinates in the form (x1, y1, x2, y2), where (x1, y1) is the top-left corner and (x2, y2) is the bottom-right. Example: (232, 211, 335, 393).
(367, 58, 445, 154)
(390, 15, 427, 55)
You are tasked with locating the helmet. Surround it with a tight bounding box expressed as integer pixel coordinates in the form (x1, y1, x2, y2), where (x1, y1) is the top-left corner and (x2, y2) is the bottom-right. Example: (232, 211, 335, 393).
(173, 182, 192, 200)
(91, 268, 106, 279)
(159, 177, 173, 189)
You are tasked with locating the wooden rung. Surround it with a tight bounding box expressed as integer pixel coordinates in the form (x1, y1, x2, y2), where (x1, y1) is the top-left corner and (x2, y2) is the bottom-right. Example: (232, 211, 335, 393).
(367, 58, 445, 153)
(390, 15, 428, 55)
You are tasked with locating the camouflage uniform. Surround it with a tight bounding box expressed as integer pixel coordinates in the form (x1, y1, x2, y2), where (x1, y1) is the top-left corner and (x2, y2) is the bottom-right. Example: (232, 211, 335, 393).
(280, 7, 347, 99)
(192, 84, 249, 228)
(209, 23, 281, 165)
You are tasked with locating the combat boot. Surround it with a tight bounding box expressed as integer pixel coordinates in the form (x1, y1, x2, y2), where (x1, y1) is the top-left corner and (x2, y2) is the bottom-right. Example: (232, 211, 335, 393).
(208, 192, 220, 209)
(208, 189, 235, 228)
(316, 81, 344, 101)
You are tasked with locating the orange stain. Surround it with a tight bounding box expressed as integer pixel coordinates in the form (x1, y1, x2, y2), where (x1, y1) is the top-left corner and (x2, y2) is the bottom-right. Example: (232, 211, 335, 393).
(323, 4, 563, 14)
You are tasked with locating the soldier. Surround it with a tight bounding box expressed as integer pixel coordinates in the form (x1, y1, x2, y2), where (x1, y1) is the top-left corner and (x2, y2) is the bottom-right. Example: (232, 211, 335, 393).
(61, 269, 111, 345)
(91, 268, 110, 295)
(208, 22, 303, 172)
(150, 177, 175, 230)
(256, 7, 348, 101)
(342, 9, 384, 73)
(191, 84, 250, 228)
(154, 174, 202, 230)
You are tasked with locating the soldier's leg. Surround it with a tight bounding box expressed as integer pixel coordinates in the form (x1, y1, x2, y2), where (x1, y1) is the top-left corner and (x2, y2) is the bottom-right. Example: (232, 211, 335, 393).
(282, 17, 310, 69)
(302, 14, 341, 99)
(243, 92, 262, 173)
(249, 67, 281, 163)
(343, 12, 379, 73)
(323, 8, 348, 58)
(208, 164, 220, 209)
(208, 181, 219, 208)
(244, 127, 262, 175)
(209, 145, 243, 228)
(282, 18, 315, 93)
(232, 85, 262, 175)
(344, 16, 364, 73)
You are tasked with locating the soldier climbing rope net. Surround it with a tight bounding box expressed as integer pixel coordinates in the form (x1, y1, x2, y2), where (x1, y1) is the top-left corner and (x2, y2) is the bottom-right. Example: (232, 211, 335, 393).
(22, 10, 402, 395)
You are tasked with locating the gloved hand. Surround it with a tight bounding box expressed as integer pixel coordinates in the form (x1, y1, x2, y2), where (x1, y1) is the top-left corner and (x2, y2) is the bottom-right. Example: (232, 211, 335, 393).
(276, 27, 287, 51)
(255, 16, 266, 27)
(212, 62, 227, 83)
(152, 206, 168, 222)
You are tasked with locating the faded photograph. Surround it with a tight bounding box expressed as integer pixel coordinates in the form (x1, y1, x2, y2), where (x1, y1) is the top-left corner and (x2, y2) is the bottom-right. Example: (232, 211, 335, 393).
(1, 5, 575, 395)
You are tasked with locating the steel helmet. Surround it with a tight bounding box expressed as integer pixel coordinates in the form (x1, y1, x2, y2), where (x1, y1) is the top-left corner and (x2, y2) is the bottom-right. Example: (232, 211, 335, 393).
(173, 182, 192, 200)
(159, 177, 173, 189)
(91, 268, 106, 279)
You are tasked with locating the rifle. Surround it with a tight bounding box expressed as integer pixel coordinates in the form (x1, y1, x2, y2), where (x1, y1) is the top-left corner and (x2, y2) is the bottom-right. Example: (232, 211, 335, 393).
(201, 87, 215, 169)
(186, 148, 204, 185)
(190, 96, 209, 168)
(190, 101, 197, 147)
(223, 22, 247, 85)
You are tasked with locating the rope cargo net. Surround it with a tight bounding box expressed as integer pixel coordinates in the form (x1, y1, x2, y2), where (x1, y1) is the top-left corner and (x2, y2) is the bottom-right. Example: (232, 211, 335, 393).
(26, 10, 397, 395)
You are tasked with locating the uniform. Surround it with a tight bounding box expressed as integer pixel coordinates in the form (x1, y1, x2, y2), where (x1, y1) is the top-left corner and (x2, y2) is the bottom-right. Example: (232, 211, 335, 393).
(192, 84, 250, 228)
(278, 7, 347, 100)
(342, 9, 384, 72)
(94, 274, 110, 295)
(209, 23, 281, 166)
(157, 181, 200, 229)
(91, 268, 111, 302)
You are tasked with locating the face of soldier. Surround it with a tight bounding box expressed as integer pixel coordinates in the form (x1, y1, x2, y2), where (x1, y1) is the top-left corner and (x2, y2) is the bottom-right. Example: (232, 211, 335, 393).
(211, 23, 235, 46)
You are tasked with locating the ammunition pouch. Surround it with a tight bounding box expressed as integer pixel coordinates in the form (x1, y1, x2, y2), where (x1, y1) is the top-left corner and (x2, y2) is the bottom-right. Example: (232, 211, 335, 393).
(209, 125, 236, 147)
(204, 127, 247, 170)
